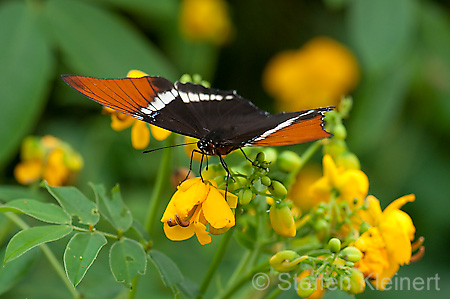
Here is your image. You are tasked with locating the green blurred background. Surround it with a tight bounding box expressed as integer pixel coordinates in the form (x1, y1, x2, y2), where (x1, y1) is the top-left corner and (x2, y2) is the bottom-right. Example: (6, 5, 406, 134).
(0, 0, 449, 298)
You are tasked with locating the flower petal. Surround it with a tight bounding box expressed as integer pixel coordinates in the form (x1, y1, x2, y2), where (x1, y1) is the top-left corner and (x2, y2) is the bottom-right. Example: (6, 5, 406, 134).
(110, 113, 134, 131)
(323, 155, 340, 187)
(163, 222, 195, 241)
(127, 70, 149, 78)
(384, 194, 415, 214)
(14, 160, 42, 185)
(150, 125, 171, 141)
(172, 179, 209, 219)
(202, 186, 235, 229)
(131, 121, 150, 149)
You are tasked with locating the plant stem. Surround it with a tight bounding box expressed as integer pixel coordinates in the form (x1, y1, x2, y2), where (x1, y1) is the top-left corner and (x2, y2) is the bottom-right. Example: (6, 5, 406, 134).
(5, 213, 81, 299)
(216, 261, 270, 299)
(199, 226, 235, 297)
(144, 134, 175, 235)
(224, 250, 251, 289)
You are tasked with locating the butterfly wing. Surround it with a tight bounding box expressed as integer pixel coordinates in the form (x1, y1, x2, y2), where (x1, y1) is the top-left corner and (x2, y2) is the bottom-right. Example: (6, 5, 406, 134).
(174, 82, 333, 147)
(62, 75, 332, 147)
(62, 75, 208, 138)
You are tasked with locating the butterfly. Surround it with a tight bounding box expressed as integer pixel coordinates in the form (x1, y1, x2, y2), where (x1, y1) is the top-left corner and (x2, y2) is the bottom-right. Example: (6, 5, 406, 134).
(62, 75, 333, 171)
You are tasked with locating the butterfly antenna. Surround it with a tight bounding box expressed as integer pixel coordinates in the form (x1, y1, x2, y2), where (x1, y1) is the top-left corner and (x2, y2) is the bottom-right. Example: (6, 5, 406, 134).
(142, 142, 197, 154)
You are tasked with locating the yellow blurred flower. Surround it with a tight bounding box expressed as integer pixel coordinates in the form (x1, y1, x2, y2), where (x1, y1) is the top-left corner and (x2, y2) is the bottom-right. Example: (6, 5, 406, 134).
(183, 136, 203, 162)
(179, 0, 233, 44)
(263, 37, 359, 111)
(161, 177, 237, 245)
(14, 136, 83, 187)
(289, 164, 323, 212)
(103, 70, 170, 150)
(309, 155, 368, 207)
(355, 195, 416, 290)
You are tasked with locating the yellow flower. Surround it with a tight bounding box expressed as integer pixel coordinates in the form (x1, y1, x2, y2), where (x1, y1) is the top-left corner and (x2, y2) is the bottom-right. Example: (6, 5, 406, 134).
(14, 136, 83, 187)
(103, 70, 170, 150)
(289, 164, 323, 212)
(355, 195, 416, 290)
(183, 136, 203, 162)
(309, 155, 368, 207)
(263, 37, 359, 111)
(161, 177, 237, 245)
(179, 0, 233, 45)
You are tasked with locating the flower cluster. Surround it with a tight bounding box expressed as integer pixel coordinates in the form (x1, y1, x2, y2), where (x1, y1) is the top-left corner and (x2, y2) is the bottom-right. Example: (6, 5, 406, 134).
(179, 0, 233, 45)
(263, 37, 359, 111)
(161, 177, 237, 245)
(103, 70, 171, 150)
(14, 135, 83, 186)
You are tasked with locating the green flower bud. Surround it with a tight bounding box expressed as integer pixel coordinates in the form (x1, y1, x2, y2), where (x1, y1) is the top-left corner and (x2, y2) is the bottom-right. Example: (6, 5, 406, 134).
(296, 275, 315, 298)
(313, 218, 329, 232)
(269, 250, 303, 272)
(261, 148, 277, 164)
(179, 74, 192, 83)
(269, 181, 288, 197)
(336, 151, 361, 170)
(277, 150, 302, 172)
(328, 238, 341, 253)
(338, 96, 353, 119)
(340, 246, 363, 263)
(323, 139, 347, 158)
(333, 123, 347, 140)
(359, 222, 370, 234)
(255, 152, 265, 164)
(192, 73, 202, 83)
(269, 204, 296, 237)
(346, 268, 365, 294)
(200, 80, 211, 88)
(260, 175, 271, 187)
(238, 189, 254, 205)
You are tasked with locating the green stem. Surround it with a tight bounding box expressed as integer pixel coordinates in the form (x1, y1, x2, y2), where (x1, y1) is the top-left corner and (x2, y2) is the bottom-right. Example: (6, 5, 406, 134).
(224, 250, 251, 289)
(72, 226, 118, 240)
(216, 261, 270, 299)
(199, 226, 236, 297)
(144, 134, 175, 235)
(5, 213, 80, 299)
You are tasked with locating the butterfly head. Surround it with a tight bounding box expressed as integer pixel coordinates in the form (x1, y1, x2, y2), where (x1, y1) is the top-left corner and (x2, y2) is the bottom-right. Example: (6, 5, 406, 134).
(197, 137, 235, 156)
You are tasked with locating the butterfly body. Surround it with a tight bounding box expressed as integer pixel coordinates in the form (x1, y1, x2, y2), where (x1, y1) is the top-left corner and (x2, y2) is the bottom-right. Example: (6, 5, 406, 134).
(62, 75, 333, 156)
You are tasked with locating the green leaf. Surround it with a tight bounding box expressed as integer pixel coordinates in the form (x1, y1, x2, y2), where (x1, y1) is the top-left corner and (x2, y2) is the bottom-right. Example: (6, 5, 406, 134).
(43, 0, 177, 79)
(0, 247, 38, 295)
(91, 183, 132, 232)
(0, 199, 71, 224)
(5, 225, 72, 263)
(42, 181, 99, 225)
(148, 250, 183, 293)
(0, 185, 45, 203)
(109, 238, 146, 288)
(64, 232, 107, 287)
(178, 278, 201, 298)
(348, 0, 416, 73)
(0, 1, 54, 167)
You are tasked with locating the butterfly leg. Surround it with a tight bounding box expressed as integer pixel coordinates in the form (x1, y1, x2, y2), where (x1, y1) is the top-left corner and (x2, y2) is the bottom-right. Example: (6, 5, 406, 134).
(199, 152, 205, 182)
(183, 149, 205, 183)
(219, 155, 232, 199)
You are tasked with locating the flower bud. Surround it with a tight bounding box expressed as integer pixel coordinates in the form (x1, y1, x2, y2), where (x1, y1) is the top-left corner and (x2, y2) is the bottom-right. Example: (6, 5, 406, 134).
(328, 238, 341, 253)
(260, 175, 271, 187)
(336, 151, 360, 170)
(346, 268, 365, 294)
(269, 250, 303, 272)
(261, 148, 277, 164)
(238, 189, 254, 205)
(338, 96, 353, 119)
(323, 139, 347, 158)
(296, 275, 315, 298)
(269, 180, 288, 197)
(255, 152, 266, 164)
(340, 246, 363, 263)
(359, 221, 370, 234)
(277, 151, 302, 172)
(313, 218, 329, 232)
(179, 74, 192, 83)
(270, 204, 296, 237)
(333, 123, 347, 140)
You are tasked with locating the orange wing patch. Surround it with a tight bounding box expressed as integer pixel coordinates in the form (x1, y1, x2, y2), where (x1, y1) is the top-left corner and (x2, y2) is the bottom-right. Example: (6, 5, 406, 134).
(250, 115, 331, 147)
(62, 76, 161, 117)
